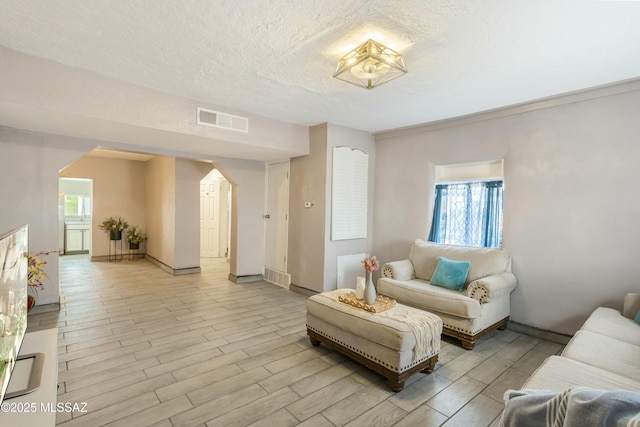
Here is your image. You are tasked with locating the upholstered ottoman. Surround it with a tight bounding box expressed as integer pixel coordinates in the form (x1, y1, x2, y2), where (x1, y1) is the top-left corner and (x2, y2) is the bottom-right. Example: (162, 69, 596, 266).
(306, 289, 442, 391)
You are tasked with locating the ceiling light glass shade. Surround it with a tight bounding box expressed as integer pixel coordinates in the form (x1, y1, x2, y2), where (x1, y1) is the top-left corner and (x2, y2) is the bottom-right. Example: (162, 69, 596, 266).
(333, 39, 407, 89)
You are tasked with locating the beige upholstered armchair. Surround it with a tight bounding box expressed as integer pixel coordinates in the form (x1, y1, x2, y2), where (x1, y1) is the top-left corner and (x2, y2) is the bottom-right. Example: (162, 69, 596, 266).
(377, 239, 517, 350)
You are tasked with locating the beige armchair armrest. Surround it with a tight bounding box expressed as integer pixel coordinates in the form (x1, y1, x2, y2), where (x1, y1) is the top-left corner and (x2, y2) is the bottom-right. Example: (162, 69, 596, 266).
(623, 293, 640, 319)
(465, 272, 517, 304)
(381, 259, 415, 281)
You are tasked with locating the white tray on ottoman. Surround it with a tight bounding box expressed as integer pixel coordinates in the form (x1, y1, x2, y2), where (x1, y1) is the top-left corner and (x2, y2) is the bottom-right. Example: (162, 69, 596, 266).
(306, 289, 442, 391)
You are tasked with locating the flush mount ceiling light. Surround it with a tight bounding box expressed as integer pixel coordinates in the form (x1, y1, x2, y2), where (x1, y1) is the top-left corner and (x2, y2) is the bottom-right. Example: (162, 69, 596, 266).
(333, 39, 408, 89)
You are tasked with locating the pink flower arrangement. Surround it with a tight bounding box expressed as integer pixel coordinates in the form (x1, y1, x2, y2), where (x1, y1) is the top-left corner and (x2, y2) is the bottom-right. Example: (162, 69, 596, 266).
(362, 255, 380, 273)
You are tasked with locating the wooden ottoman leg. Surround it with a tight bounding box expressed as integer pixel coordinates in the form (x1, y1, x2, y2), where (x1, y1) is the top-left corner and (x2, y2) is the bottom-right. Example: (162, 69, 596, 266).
(388, 378, 405, 392)
(308, 329, 322, 346)
(461, 339, 476, 350)
(420, 355, 438, 374)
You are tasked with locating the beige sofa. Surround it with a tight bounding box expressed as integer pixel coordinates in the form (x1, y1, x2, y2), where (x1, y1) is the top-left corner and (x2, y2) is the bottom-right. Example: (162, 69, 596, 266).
(377, 239, 517, 350)
(522, 293, 640, 392)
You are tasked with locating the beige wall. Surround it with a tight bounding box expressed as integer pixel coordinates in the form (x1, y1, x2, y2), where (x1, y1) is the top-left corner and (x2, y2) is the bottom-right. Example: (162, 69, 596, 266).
(145, 156, 176, 268)
(143, 157, 213, 271)
(175, 158, 214, 269)
(289, 123, 375, 292)
(289, 124, 328, 291)
(61, 156, 147, 258)
(0, 127, 95, 305)
(373, 80, 640, 335)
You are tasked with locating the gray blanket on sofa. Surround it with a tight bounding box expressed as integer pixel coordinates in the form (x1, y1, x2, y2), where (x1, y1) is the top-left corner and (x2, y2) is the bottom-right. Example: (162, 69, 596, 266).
(500, 387, 640, 427)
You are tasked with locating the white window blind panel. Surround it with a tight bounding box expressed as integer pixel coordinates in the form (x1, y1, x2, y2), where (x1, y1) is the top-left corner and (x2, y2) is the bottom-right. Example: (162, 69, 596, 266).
(331, 146, 368, 240)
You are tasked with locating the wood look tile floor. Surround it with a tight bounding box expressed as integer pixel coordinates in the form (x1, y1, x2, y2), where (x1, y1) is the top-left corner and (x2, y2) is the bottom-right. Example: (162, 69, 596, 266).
(26, 256, 564, 427)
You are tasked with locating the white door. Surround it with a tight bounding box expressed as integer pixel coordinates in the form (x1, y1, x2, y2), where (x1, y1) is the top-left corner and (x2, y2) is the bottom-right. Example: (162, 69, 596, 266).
(265, 162, 289, 274)
(200, 180, 219, 257)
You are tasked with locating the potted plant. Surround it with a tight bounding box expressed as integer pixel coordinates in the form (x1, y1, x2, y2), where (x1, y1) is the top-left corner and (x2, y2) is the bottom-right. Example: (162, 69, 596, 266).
(99, 216, 129, 240)
(126, 225, 145, 249)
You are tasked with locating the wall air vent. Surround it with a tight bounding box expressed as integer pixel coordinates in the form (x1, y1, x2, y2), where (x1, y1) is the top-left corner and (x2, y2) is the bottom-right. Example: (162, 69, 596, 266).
(263, 267, 291, 289)
(197, 107, 248, 133)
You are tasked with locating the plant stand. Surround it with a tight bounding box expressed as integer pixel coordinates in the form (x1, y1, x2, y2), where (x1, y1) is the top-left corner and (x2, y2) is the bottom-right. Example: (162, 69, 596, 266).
(108, 238, 123, 262)
(128, 243, 140, 261)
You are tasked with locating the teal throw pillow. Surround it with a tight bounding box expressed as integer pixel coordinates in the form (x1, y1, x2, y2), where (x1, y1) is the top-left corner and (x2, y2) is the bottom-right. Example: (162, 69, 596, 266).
(635, 310, 640, 324)
(430, 256, 471, 292)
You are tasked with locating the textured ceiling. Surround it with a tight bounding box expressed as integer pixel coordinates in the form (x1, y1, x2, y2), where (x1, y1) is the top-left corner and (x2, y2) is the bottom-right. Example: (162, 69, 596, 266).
(1, 0, 640, 133)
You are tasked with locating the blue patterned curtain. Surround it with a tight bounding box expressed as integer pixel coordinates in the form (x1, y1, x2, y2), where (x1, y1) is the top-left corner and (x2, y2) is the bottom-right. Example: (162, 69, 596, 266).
(428, 181, 503, 247)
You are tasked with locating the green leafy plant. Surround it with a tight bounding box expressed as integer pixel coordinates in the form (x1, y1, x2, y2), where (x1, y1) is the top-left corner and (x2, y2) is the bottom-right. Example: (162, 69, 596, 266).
(99, 216, 129, 233)
(126, 226, 145, 244)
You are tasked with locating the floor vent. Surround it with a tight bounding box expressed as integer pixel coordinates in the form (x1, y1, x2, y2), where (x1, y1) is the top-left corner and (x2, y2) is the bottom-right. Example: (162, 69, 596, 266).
(197, 107, 248, 133)
(263, 267, 291, 289)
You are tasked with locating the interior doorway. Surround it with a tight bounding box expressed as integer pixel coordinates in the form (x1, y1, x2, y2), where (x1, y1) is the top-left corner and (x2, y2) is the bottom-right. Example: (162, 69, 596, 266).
(263, 161, 290, 288)
(200, 169, 231, 259)
(59, 178, 93, 256)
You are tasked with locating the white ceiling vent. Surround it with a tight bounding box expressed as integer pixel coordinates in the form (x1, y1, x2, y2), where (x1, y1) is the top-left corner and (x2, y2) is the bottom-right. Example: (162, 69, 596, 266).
(197, 107, 248, 133)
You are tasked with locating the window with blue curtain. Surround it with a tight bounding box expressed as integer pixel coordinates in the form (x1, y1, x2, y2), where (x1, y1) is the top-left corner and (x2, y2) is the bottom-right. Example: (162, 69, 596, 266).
(428, 180, 504, 247)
